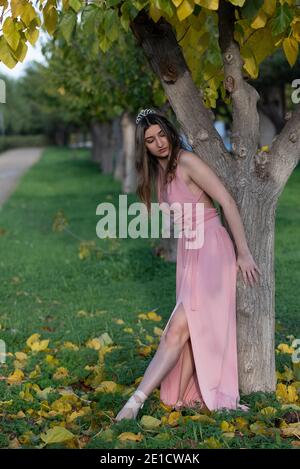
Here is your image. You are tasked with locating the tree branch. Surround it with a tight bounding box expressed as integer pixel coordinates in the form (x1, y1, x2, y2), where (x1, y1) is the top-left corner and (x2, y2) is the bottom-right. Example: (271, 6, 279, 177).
(130, 9, 234, 184)
(218, 0, 260, 160)
(268, 104, 300, 191)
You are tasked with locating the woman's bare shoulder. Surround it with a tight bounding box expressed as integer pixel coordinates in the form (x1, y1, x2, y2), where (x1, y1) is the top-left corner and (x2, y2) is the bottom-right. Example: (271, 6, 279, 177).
(178, 149, 202, 170)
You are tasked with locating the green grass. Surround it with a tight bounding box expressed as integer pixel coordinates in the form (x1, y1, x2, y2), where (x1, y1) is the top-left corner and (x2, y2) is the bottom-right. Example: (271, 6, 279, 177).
(0, 147, 298, 449)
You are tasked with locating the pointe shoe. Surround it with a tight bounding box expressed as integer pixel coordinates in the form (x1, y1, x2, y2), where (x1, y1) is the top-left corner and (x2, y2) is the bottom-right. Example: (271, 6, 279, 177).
(114, 389, 148, 422)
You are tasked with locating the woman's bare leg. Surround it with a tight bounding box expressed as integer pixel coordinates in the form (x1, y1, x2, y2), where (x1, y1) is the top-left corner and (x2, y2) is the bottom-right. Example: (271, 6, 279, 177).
(115, 304, 189, 421)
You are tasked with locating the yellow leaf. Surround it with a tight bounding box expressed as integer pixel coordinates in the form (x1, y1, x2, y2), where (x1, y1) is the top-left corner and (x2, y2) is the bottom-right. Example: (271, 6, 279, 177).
(19, 389, 34, 402)
(194, 0, 219, 10)
(10, 38, 27, 62)
(45, 354, 59, 367)
(14, 359, 26, 370)
(28, 364, 41, 379)
(123, 327, 133, 333)
(283, 37, 299, 67)
(260, 406, 278, 416)
(41, 426, 75, 445)
(149, 4, 163, 23)
(67, 408, 91, 423)
(19, 431, 34, 445)
(177, 0, 194, 22)
(241, 44, 258, 78)
(220, 420, 235, 432)
(276, 383, 298, 404)
(95, 381, 118, 393)
(113, 318, 125, 324)
(292, 18, 300, 42)
(62, 341, 79, 351)
(168, 410, 181, 426)
(15, 352, 28, 361)
(147, 311, 162, 322)
(3, 17, 20, 51)
(7, 369, 24, 385)
(234, 417, 248, 429)
(251, 9, 268, 29)
(138, 314, 148, 320)
(160, 402, 173, 412)
(86, 338, 102, 350)
(281, 422, 300, 438)
(43, 4, 58, 35)
(138, 345, 152, 357)
(24, 24, 39, 46)
(153, 326, 163, 336)
(26, 333, 49, 352)
(118, 432, 143, 442)
(277, 343, 295, 354)
(53, 367, 69, 380)
(250, 421, 268, 435)
(0, 400, 13, 407)
(140, 415, 162, 429)
(262, 0, 276, 16)
(8, 437, 21, 448)
(171, 0, 184, 7)
(35, 387, 53, 400)
(32, 339, 49, 352)
(186, 414, 216, 424)
(223, 432, 235, 438)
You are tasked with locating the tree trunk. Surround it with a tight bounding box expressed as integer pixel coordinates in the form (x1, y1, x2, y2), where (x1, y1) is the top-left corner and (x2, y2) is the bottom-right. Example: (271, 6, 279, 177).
(101, 120, 114, 174)
(130, 9, 299, 395)
(90, 120, 103, 166)
(121, 112, 137, 193)
(113, 116, 124, 181)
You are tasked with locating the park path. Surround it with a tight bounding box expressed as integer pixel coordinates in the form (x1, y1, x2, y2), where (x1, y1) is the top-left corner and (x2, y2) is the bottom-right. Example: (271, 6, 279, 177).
(0, 147, 44, 208)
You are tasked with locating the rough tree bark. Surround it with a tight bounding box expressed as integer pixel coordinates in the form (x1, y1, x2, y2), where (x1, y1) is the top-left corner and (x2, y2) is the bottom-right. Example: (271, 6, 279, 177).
(130, 4, 299, 394)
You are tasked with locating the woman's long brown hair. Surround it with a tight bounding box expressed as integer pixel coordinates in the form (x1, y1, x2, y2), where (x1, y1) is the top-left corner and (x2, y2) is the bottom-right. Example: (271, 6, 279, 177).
(135, 112, 183, 214)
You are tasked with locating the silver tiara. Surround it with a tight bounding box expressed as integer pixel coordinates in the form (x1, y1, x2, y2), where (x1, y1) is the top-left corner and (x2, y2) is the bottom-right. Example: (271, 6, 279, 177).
(136, 108, 156, 125)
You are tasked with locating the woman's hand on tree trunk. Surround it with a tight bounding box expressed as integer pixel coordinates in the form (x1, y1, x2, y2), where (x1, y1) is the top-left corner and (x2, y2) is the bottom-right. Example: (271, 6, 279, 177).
(236, 251, 262, 287)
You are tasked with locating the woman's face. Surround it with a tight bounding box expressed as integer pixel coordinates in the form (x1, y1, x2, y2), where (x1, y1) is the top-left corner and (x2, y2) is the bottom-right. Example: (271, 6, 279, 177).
(144, 124, 170, 158)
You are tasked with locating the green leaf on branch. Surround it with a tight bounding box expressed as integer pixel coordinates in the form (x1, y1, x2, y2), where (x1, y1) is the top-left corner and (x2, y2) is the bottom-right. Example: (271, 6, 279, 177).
(59, 9, 77, 43)
(270, 4, 293, 36)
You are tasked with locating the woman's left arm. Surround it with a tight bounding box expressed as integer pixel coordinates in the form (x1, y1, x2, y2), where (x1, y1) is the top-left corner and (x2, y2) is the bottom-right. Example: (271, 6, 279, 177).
(181, 152, 262, 287)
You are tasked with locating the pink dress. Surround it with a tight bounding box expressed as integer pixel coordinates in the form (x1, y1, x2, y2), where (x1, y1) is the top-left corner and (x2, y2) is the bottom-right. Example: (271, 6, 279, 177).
(156, 149, 247, 412)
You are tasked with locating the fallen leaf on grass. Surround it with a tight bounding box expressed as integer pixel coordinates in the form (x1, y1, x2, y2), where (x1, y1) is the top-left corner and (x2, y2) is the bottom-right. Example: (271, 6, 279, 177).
(53, 367, 69, 380)
(40, 426, 75, 445)
(26, 333, 49, 352)
(281, 422, 300, 438)
(276, 383, 298, 404)
(117, 432, 143, 442)
(140, 415, 161, 429)
(7, 369, 24, 385)
(95, 381, 118, 393)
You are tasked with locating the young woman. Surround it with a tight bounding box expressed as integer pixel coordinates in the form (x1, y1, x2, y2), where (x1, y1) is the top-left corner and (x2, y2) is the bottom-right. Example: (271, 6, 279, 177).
(114, 109, 261, 422)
